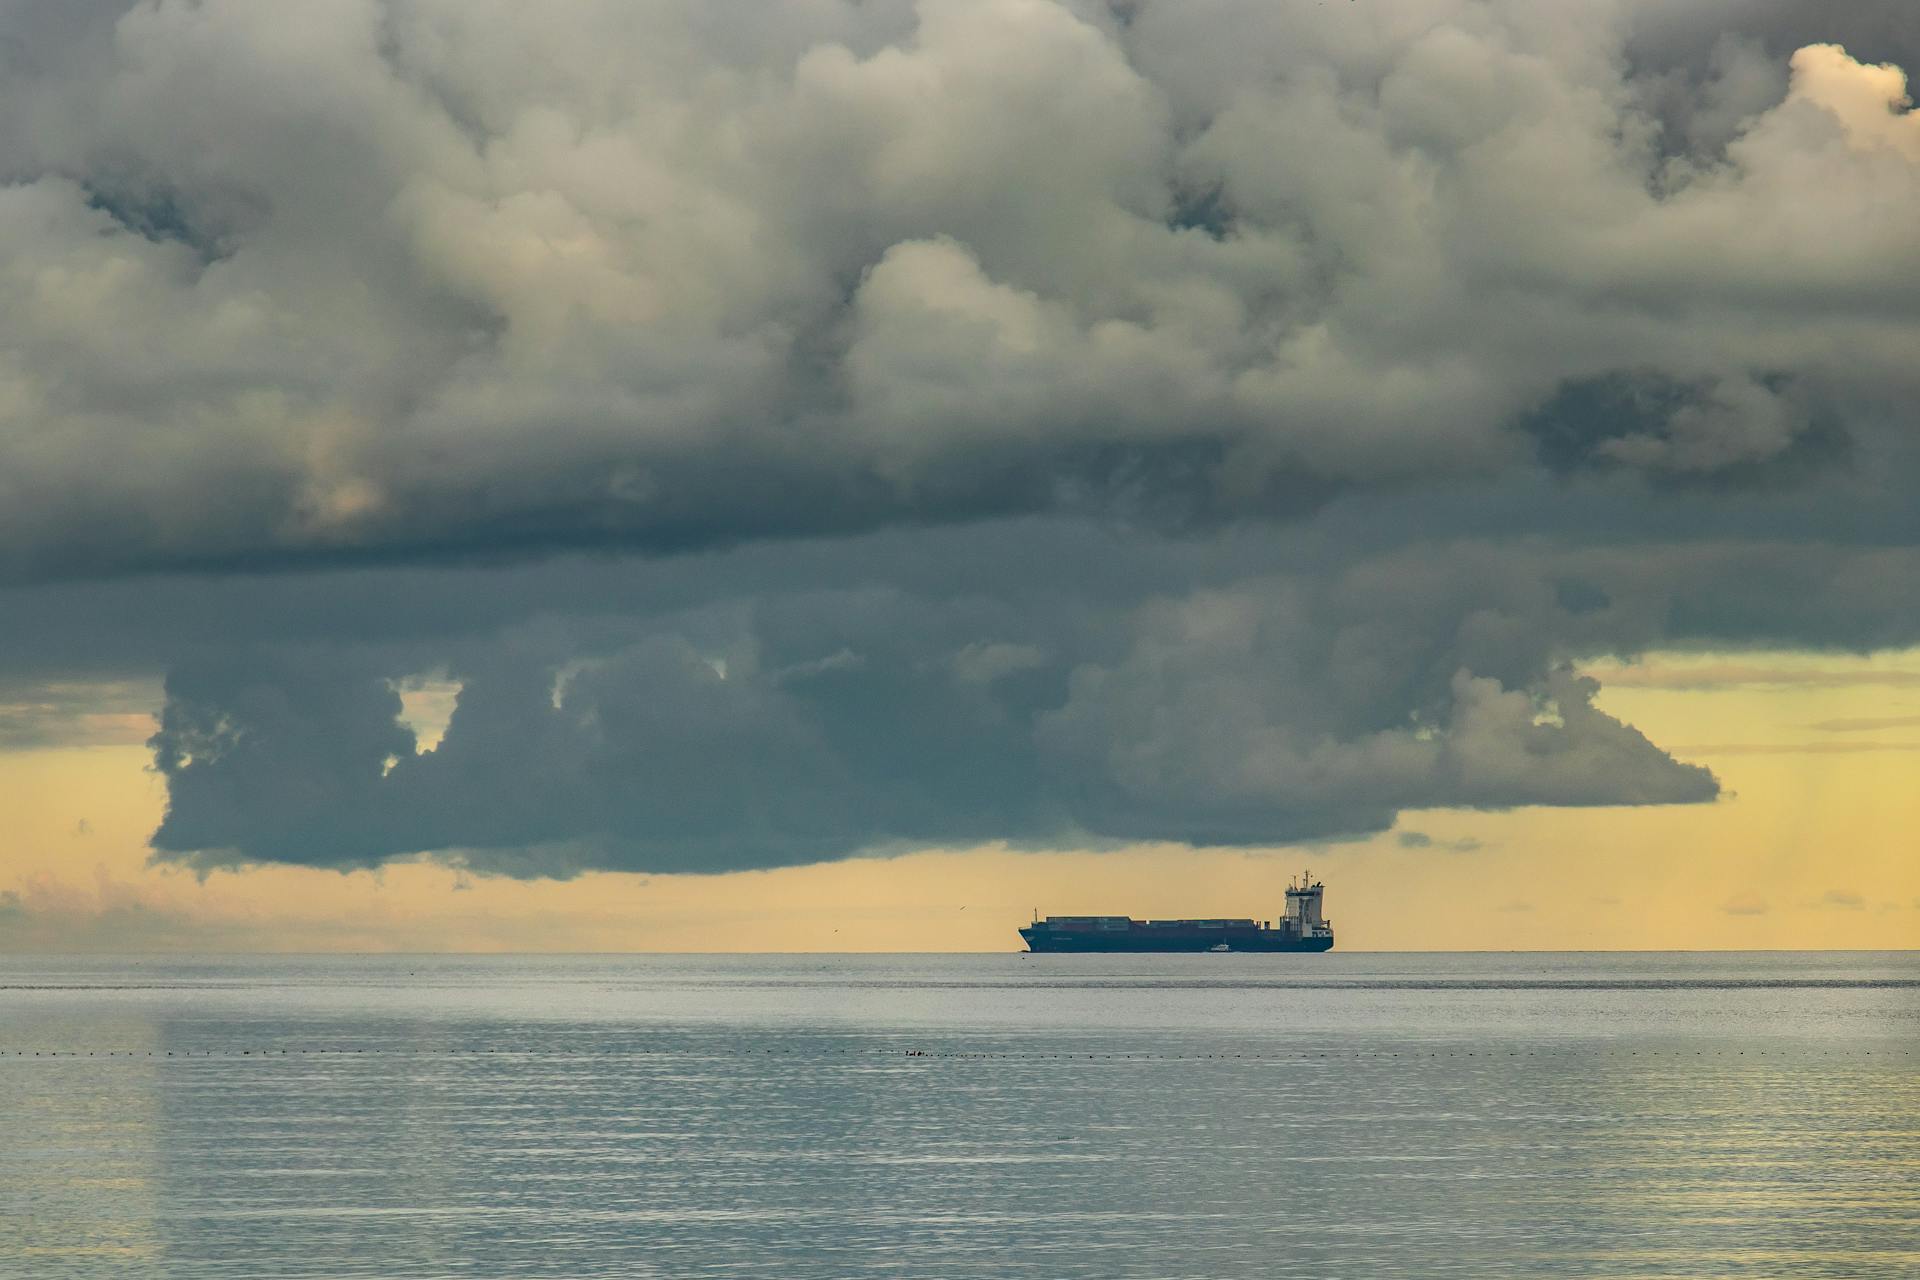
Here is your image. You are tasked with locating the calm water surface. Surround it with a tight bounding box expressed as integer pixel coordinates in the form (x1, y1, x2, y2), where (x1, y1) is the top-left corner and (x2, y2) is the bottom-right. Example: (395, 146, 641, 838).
(2, 952, 1916, 1278)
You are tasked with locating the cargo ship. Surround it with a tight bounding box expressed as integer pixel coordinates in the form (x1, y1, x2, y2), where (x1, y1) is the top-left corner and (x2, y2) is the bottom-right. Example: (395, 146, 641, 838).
(1018, 872, 1334, 953)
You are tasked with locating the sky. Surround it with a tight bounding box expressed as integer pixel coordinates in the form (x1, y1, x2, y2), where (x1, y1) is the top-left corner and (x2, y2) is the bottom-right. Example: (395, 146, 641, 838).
(1, 0, 1917, 951)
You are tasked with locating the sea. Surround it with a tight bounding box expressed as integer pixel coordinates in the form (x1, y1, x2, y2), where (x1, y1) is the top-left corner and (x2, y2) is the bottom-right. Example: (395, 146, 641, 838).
(2, 951, 1916, 1279)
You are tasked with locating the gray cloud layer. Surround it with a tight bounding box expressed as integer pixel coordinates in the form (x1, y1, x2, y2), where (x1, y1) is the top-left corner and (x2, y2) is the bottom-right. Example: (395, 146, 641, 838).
(1, 1, 1917, 578)
(5, 510, 1915, 874)
(2, 2, 1917, 874)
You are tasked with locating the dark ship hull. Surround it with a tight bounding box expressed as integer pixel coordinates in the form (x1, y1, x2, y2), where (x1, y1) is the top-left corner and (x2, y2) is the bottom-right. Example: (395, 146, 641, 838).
(1020, 873, 1335, 954)
(1020, 925, 1333, 953)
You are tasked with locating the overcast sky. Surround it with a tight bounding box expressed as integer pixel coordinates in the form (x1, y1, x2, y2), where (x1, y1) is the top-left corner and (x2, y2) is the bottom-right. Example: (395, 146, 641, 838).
(1, 1, 1917, 946)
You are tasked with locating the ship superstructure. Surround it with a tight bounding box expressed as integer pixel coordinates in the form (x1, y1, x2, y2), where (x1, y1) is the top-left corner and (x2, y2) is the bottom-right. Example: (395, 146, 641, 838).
(1018, 872, 1335, 953)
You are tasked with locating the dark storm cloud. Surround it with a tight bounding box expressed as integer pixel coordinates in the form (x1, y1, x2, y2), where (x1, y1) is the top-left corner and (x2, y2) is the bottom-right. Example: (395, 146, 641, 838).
(135, 524, 1920, 877)
(1, 2, 1917, 873)
(0, 511, 1906, 874)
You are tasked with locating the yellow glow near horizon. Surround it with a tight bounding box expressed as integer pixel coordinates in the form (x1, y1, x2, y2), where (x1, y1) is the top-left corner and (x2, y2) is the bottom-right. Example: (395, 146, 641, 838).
(0, 649, 1916, 952)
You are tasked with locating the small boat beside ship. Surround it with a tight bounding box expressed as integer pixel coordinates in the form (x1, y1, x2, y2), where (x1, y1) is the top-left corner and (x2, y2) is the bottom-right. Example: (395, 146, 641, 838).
(1018, 871, 1334, 953)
